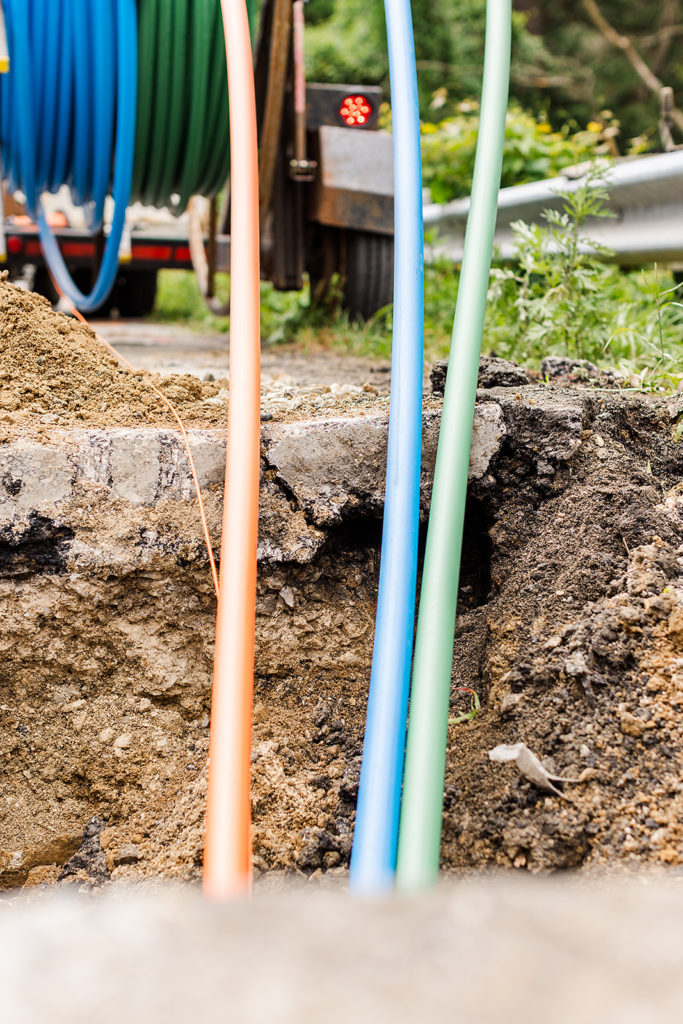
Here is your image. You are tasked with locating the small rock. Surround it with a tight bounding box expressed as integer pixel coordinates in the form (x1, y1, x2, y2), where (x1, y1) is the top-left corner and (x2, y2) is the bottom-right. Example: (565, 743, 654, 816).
(0, 391, 20, 411)
(618, 711, 652, 738)
(63, 699, 86, 713)
(113, 733, 132, 749)
(99, 828, 116, 851)
(430, 356, 530, 395)
(564, 652, 589, 678)
(23, 864, 61, 887)
(58, 817, 109, 885)
(114, 844, 141, 866)
(500, 693, 523, 716)
(477, 357, 531, 390)
(8, 851, 24, 871)
(541, 356, 600, 380)
(543, 636, 562, 651)
(99, 727, 115, 743)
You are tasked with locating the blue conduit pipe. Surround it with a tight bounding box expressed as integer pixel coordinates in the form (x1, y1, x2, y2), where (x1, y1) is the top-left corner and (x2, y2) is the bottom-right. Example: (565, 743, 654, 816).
(0, 0, 137, 312)
(349, 0, 424, 893)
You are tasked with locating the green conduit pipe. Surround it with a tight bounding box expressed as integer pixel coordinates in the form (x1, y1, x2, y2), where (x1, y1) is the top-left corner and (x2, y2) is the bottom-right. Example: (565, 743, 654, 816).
(395, 0, 511, 891)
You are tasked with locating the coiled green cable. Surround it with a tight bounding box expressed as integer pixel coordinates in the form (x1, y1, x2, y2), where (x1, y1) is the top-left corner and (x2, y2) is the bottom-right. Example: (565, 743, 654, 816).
(132, 0, 257, 215)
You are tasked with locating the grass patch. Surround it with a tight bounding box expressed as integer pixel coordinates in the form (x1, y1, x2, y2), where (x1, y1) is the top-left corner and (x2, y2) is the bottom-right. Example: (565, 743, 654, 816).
(153, 260, 682, 388)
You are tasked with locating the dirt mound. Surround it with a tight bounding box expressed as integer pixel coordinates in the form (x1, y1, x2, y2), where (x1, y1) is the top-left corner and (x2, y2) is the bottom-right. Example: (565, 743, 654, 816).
(0, 276, 393, 440)
(0, 275, 227, 439)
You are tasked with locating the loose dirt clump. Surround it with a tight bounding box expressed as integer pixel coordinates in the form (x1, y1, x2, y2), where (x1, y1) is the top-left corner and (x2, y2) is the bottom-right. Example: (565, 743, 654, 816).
(0, 274, 228, 438)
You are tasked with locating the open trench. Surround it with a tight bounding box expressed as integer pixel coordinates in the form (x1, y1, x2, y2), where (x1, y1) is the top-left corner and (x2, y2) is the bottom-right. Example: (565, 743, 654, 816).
(3, 357, 683, 889)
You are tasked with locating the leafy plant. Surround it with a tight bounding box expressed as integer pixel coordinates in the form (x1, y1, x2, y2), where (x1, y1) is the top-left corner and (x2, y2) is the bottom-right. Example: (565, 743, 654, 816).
(421, 104, 606, 204)
(153, 174, 682, 387)
(606, 268, 683, 390)
(486, 169, 682, 369)
(487, 168, 617, 361)
(449, 687, 482, 725)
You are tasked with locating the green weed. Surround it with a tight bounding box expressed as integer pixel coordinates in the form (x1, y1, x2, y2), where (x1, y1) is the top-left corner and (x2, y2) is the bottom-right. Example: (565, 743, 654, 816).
(485, 170, 683, 377)
(449, 687, 482, 725)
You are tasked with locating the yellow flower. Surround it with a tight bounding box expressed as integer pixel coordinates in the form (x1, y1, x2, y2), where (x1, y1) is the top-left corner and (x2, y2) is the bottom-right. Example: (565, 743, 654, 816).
(587, 121, 603, 133)
(537, 122, 551, 134)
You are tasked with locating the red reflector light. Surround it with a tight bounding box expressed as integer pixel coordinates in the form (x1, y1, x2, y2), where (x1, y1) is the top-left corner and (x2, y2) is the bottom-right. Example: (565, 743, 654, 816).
(131, 244, 173, 262)
(25, 240, 41, 257)
(7, 235, 22, 255)
(339, 94, 372, 126)
(174, 246, 191, 262)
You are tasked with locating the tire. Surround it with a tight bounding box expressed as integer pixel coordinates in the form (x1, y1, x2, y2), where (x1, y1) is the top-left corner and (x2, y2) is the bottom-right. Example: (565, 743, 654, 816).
(113, 269, 158, 318)
(343, 229, 394, 320)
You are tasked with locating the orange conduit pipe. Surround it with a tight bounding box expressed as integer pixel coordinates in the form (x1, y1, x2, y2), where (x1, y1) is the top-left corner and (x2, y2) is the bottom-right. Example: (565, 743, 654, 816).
(203, 0, 261, 899)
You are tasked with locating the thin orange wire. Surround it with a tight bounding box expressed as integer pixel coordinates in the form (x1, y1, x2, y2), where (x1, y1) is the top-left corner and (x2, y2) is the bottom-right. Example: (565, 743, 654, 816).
(62, 295, 220, 598)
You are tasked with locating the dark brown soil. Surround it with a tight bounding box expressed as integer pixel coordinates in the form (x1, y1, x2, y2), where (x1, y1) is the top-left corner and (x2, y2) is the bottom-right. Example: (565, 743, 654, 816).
(444, 396, 683, 873)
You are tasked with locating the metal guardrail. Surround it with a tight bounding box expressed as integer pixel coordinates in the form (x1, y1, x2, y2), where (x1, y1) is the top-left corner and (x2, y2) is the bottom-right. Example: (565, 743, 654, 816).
(424, 150, 683, 266)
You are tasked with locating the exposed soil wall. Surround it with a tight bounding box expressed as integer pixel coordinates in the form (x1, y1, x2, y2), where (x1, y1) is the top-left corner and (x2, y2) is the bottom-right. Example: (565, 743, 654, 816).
(2, 280, 683, 889)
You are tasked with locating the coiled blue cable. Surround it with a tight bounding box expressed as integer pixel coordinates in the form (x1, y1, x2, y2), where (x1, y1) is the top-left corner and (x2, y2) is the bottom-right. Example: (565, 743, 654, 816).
(0, 0, 137, 312)
(349, 0, 424, 892)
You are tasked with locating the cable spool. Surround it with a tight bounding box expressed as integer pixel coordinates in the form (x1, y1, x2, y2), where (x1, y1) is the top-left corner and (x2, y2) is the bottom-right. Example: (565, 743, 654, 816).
(0, 0, 258, 312)
(132, 0, 233, 214)
(0, 0, 137, 312)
